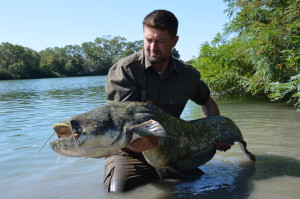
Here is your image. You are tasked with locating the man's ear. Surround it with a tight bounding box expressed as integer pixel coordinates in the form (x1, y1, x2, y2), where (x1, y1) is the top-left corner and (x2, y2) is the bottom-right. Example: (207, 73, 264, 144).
(172, 35, 179, 47)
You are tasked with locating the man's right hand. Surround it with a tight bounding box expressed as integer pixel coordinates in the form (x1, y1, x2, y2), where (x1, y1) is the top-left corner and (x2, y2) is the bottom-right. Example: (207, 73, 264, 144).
(214, 139, 234, 152)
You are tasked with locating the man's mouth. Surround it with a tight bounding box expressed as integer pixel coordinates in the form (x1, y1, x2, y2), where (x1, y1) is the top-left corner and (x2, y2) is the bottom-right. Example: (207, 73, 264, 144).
(150, 50, 161, 57)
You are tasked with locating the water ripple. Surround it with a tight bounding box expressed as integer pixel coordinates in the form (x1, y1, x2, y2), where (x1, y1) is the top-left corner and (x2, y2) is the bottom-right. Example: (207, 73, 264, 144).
(0, 76, 300, 199)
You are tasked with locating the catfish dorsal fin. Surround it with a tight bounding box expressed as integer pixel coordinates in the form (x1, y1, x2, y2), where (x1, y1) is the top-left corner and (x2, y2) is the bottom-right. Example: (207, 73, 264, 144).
(132, 120, 167, 138)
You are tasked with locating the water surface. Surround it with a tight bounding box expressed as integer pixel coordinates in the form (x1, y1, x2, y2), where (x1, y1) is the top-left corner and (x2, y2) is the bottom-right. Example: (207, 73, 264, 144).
(0, 76, 299, 199)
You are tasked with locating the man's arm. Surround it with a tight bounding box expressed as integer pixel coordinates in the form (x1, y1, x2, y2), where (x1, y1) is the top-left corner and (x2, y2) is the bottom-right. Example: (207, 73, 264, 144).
(200, 96, 220, 117)
(105, 65, 139, 102)
(201, 96, 233, 152)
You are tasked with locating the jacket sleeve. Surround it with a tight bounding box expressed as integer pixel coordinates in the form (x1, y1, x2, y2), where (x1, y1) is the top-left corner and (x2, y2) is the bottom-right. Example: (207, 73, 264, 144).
(189, 71, 211, 105)
(105, 62, 141, 102)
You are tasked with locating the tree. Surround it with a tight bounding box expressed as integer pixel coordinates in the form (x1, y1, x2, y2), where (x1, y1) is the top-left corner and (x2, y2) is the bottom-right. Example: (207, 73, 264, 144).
(39, 47, 66, 77)
(0, 35, 158, 79)
(0, 42, 40, 79)
(82, 35, 143, 74)
(121, 40, 143, 58)
(193, 0, 300, 109)
(39, 45, 87, 77)
(63, 45, 85, 76)
(171, 48, 180, 60)
(82, 35, 127, 74)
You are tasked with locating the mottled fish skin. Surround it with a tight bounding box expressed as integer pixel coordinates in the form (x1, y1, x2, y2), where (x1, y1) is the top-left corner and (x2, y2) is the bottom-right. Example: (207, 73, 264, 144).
(142, 116, 256, 172)
(50, 101, 255, 175)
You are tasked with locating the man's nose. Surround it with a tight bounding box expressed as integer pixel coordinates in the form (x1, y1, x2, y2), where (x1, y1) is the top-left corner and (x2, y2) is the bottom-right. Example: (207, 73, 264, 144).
(150, 41, 158, 50)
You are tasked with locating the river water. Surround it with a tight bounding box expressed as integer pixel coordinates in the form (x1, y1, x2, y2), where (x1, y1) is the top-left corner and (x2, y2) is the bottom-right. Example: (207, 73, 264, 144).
(0, 76, 299, 199)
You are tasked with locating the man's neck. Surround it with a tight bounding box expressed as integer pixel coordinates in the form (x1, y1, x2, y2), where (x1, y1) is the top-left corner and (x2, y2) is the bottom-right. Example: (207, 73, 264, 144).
(152, 57, 171, 76)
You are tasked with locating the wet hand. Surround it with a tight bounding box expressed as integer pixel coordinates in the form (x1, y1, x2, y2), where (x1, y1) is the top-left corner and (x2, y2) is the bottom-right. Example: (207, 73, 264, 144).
(127, 136, 159, 153)
(214, 139, 234, 152)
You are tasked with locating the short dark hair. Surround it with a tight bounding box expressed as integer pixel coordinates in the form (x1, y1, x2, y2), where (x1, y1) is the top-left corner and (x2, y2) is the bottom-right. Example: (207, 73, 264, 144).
(143, 9, 178, 37)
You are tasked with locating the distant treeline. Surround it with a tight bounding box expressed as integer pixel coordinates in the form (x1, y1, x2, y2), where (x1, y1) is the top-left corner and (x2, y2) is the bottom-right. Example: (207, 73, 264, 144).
(0, 36, 145, 80)
(0, 36, 145, 79)
(192, 0, 300, 109)
(0, 35, 181, 80)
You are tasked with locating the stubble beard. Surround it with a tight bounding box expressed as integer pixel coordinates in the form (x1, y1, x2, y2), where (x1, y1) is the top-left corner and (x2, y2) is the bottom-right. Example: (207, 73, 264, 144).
(146, 50, 165, 64)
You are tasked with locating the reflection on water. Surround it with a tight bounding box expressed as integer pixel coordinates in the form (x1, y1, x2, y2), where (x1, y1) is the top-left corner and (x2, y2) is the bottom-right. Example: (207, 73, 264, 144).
(0, 76, 299, 199)
(166, 154, 300, 199)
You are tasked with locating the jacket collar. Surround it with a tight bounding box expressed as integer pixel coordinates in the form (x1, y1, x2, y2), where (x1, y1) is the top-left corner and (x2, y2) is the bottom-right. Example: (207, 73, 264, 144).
(141, 50, 178, 73)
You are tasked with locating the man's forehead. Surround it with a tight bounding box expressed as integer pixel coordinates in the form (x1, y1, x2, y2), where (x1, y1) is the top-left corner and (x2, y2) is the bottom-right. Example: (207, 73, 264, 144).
(144, 27, 171, 38)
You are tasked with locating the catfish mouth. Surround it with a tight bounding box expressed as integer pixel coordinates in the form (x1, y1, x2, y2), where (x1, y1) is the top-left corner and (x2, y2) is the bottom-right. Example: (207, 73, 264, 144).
(50, 120, 122, 158)
(53, 120, 83, 139)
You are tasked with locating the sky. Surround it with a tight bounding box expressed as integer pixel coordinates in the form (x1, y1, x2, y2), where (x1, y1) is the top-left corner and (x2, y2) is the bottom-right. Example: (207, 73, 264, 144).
(0, 0, 230, 61)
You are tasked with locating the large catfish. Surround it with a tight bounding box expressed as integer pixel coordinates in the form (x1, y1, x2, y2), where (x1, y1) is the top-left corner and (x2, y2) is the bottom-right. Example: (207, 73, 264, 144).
(50, 101, 255, 179)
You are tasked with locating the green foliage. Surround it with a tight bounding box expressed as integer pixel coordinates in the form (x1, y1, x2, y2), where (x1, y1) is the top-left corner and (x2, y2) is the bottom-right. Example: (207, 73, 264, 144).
(171, 48, 180, 60)
(0, 42, 40, 79)
(193, 0, 300, 109)
(39, 45, 86, 77)
(268, 73, 300, 110)
(121, 40, 144, 58)
(0, 36, 144, 80)
(81, 35, 141, 74)
(192, 37, 253, 94)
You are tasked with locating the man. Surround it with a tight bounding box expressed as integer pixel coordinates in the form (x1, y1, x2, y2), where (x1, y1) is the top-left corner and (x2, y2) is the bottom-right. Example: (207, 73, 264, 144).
(104, 9, 232, 192)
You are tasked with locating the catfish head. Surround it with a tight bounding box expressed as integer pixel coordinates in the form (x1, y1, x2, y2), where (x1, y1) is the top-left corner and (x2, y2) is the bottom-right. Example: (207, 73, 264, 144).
(50, 102, 167, 158)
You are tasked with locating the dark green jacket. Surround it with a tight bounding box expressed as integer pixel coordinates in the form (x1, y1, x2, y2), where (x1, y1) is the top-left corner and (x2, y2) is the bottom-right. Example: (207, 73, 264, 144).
(105, 50, 210, 117)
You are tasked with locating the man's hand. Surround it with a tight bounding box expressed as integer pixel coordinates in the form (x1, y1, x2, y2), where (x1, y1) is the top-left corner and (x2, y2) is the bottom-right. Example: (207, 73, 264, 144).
(127, 136, 159, 153)
(214, 139, 234, 152)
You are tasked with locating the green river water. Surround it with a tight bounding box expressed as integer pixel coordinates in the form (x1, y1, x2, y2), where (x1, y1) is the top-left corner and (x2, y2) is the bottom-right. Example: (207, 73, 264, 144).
(0, 76, 299, 199)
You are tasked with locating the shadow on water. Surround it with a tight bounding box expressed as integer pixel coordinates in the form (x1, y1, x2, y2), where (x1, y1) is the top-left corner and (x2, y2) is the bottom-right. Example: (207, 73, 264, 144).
(142, 154, 300, 199)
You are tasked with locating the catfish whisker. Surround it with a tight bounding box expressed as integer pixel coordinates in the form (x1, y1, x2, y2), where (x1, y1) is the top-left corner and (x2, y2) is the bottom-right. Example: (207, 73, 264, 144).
(66, 154, 74, 167)
(68, 155, 72, 166)
(69, 121, 81, 154)
(56, 154, 62, 165)
(37, 131, 56, 158)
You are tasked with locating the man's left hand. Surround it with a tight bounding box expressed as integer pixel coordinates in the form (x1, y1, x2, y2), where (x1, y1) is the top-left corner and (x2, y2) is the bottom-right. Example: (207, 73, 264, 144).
(214, 139, 234, 152)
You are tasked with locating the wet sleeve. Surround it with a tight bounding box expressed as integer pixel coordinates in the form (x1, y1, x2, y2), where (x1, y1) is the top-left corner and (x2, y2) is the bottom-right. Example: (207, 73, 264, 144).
(105, 63, 140, 102)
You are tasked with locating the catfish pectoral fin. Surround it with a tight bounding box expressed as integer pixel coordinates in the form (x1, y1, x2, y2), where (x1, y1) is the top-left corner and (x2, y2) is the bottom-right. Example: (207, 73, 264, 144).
(132, 120, 168, 137)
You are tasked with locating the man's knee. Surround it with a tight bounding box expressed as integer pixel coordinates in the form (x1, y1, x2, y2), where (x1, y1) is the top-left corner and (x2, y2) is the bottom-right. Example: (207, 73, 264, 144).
(103, 152, 159, 193)
(104, 167, 128, 192)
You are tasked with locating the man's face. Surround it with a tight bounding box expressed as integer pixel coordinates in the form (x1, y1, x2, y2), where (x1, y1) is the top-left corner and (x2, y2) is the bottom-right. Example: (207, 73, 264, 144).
(143, 26, 178, 64)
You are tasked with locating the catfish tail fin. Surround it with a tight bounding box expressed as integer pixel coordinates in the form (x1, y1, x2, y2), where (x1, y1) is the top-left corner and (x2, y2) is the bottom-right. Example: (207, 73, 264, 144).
(238, 141, 256, 161)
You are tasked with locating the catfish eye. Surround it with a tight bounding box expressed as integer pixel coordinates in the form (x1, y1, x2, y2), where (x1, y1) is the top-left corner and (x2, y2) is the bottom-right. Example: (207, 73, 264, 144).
(70, 120, 83, 135)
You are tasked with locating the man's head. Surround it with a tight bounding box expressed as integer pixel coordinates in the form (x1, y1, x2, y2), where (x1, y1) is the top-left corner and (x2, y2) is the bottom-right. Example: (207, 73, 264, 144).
(143, 10, 179, 65)
(143, 9, 178, 38)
